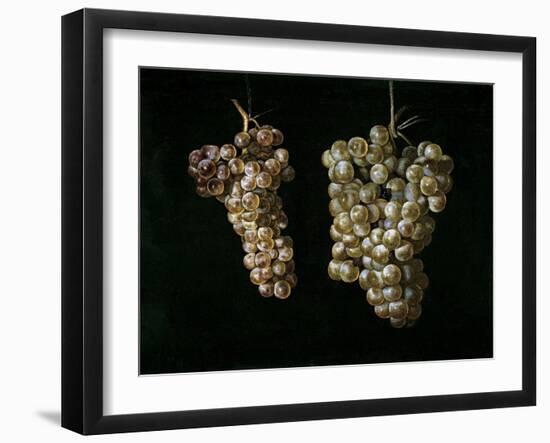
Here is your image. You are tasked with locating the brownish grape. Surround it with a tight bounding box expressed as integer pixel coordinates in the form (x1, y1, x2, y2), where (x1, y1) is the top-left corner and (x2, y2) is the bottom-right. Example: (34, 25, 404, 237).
(272, 128, 284, 146)
(197, 159, 216, 179)
(234, 131, 251, 148)
(256, 128, 274, 147)
(188, 149, 204, 167)
(188, 123, 296, 300)
(201, 144, 221, 162)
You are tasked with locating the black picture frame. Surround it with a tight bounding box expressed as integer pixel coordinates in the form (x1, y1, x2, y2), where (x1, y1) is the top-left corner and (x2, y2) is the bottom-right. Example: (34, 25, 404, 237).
(62, 8, 537, 435)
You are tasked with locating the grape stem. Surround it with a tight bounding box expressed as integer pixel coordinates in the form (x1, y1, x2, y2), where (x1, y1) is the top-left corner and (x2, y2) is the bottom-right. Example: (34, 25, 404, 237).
(231, 99, 260, 133)
(231, 99, 250, 132)
(397, 130, 414, 146)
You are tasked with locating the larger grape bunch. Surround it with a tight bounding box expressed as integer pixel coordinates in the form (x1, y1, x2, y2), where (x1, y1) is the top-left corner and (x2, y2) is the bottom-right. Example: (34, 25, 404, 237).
(188, 123, 297, 299)
(322, 125, 454, 327)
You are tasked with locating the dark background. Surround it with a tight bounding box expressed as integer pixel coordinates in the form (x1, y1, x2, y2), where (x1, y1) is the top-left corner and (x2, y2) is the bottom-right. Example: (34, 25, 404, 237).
(140, 68, 493, 375)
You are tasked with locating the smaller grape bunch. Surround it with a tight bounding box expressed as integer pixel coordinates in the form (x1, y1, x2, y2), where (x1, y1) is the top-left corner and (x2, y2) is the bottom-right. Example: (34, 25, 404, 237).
(187, 100, 297, 299)
(322, 94, 454, 327)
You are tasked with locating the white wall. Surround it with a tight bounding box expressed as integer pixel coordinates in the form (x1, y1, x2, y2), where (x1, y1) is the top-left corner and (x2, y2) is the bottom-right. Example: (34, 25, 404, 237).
(0, 0, 545, 441)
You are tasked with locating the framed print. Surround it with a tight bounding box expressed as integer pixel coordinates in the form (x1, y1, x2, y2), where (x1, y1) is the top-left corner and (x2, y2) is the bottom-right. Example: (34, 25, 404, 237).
(61, 8, 536, 435)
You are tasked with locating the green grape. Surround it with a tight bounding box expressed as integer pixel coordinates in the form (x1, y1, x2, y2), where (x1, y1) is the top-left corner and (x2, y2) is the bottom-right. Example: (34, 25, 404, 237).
(394, 241, 414, 261)
(396, 157, 412, 177)
(334, 212, 354, 234)
(417, 141, 432, 157)
(367, 288, 385, 305)
(359, 183, 380, 203)
(340, 260, 360, 283)
(404, 284, 423, 305)
(370, 164, 389, 184)
(420, 176, 438, 196)
(383, 284, 403, 302)
(382, 229, 401, 250)
(382, 264, 402, 285)
(384, 201, 402, 221)
(374, 302, 390, 319)
(348, 137, 368, 158)
(330, 140, 351, 161)
(372, 244, 390, 264)
(435, 173, 453, 193)
(383, 155, 398, 173)
(332, 241, 348, 260)
(428, 190, 447, 213)
(328, 259, 343, 280)
(407, 303, 422, 320)
(422, 159, 439, 177)
(389, 300, 409, 319)
(369, 125, 389, 145)
(424, 143, 443, 161)
(405, 164, 424, 183)
(401, 146, 417, 160)
(350, 204, 368, 224)
(397, 219, 414, 237)
(366, 144, 384, 164)
(333, 160, 355, 184)
(353, 223, 371, 238)
(438, 155, 454, 174)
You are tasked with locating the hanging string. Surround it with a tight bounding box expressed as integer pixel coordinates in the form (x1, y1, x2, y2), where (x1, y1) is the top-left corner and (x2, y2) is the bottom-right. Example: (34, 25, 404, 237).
(245, 74, 253, 117)
(389, 80, 397, 139)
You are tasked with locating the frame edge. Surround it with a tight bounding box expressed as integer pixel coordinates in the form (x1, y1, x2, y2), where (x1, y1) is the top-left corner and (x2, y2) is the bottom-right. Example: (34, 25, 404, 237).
(521, 36, 537, 406)
(63, 7, 538, 434)
(61, 8, 85, 435)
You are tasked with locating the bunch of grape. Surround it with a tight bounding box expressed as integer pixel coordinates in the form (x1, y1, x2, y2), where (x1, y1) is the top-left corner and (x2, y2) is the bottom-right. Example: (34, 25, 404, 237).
(322, 125, 454, 327)
(188, 125, 297, 299)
